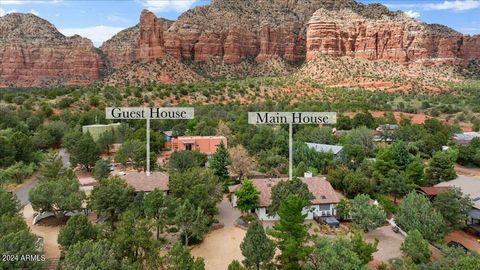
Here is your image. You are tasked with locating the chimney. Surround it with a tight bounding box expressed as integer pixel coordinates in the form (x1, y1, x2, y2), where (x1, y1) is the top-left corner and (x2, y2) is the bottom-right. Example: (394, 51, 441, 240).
(304, 171, 313, 178)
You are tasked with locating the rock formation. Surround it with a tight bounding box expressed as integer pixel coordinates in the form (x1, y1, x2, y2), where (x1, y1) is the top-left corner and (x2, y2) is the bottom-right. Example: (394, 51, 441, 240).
(0, 13, 101, 88)
(306, 9, 480, 65)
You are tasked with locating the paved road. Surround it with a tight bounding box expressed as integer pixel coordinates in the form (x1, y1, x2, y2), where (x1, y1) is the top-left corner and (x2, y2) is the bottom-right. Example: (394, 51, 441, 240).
(216, 195, 241, 227)
(14, 148, 71, 207)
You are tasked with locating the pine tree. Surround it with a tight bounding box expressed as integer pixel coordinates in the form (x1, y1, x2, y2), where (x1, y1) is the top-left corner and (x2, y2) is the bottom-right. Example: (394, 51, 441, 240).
(271, 194, 312, 270)
(240, 221, 275, 270)
(401, 229, 431, 264)
(210, 141, 230, 180)
(167, 242, 205, 270)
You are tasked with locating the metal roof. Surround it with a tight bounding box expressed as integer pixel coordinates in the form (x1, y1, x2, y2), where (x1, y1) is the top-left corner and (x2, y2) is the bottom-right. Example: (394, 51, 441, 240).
(306, 143, 344, 155)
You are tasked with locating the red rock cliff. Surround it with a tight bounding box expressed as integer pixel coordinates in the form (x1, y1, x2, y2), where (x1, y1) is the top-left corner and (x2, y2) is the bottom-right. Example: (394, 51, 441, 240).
(306, 9, 480, 65)
(0, 13, 101, 88)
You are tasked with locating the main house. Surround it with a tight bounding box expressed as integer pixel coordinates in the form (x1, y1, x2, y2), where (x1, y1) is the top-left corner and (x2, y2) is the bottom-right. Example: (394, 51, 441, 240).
(232, 176, 340, 221)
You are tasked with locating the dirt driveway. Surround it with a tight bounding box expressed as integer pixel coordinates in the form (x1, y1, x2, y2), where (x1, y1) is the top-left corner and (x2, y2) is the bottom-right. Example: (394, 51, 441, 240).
(22, 204, 61, 259)
(365, 225, 405, 262)
(191, 196, 245, 270)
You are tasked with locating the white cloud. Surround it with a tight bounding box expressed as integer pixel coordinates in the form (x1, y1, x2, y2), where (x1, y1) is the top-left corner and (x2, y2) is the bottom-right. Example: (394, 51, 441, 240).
(386, 1, 480, 11)
(139, 0, 198, 13)
(59, 25, 125, 47)
(1, 0, 62, 4)
(404, 10, 420, 18)
(29, 9, 39, 16)
(0, 8, 17, 16)
(424, 0, 480, 11)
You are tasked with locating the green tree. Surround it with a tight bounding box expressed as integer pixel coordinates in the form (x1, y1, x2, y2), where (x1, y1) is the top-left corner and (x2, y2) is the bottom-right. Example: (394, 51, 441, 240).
(405, 157, 425, 186)
(391, 141, 412, 170)
(395, 192, 446, 242)
(380, 170, 415, 203)
(169, 168, 222, 218)
(271, 195, 311, 270)
(0, 215, 28, 236)
(0, 188, 20, 216)
(228, 260, 246, 270)
(425, 151, 457, 186)
(235, 179, 259, 213)
(350, 194, 386, 232)
(62, 128, 82, 153)
(70, 132, 100, 170)
(345, 127, 374, 154)
(336, 198, 352, 221)
(0, 135, 15, 167)
(174, 200, 209, 246)
(167, 241, 205, 270)
(344, 171, 372, 198)
(169, 150, 207, 173)
(114, 139, 147, 169)
(97, 129, 116, 154)
(29, 170, 85, 219)
(144, 189, 177, 240)
(0, 230, 43, 270)
(269, 177, 314, 214)
(342, 144, 366, 169)
(92, 159, 111, 180)
(38, 151, 65, 181)
(401, 229, 431, 264)
(351, 230, 378, 265)
(58, 215, 96, 251)
(62, 240, 119, 270)
(432, 188, 473, 231)
(89, 176, 135, 230)
(113, 211, 160, 266)
(209, 141, 230, 180)
(304, 236, 367, 270)
(240, 221, 275, 270)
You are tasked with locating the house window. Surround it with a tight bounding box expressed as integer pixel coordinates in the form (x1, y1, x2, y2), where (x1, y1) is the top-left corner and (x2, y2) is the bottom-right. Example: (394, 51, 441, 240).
(185, 143, 193, 151)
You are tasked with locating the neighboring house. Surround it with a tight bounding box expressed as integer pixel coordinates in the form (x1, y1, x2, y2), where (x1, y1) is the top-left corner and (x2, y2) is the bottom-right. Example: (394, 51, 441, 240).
(120, 171, 169, 193)
(162, 131, 174, 142)
(82, 123, 122, 141)
(453, 132, 480, 146)
(232, 176, 340, 221)
(78, 177, 97, 191)
(374, 124, 398, 142)
(435, 176, 480, 226)
(305, 142, 344, 160)
(376, 124, 398, 132)
(416, 186, 450, 201)
(168, 136, 227, 156)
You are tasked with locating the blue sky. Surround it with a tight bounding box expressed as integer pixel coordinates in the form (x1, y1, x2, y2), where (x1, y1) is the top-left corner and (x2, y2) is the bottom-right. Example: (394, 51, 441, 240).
(1, 0, 479, 47)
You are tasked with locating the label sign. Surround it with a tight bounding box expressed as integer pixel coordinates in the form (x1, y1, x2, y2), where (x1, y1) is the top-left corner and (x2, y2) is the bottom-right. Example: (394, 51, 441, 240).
(248, 112, 336, 125)
(106, 107, 194, 120)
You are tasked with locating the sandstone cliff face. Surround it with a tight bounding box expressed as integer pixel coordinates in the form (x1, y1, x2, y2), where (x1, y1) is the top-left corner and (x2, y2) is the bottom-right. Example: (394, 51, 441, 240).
(306, 9, 480, 65)
(0, 13, 101, 88)
(102, 0, 391, 68)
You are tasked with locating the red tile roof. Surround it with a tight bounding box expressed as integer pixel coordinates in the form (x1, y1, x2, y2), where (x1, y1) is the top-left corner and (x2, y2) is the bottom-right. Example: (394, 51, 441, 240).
(251, 177, 340, 207)
(418, 186, 450, 196)
(120, 172, 169, 192)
